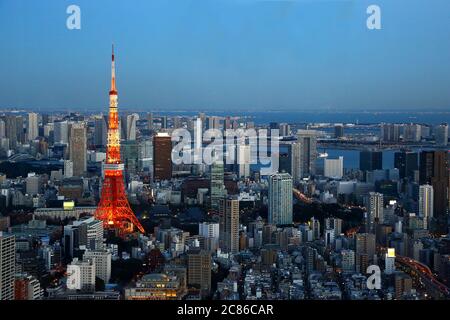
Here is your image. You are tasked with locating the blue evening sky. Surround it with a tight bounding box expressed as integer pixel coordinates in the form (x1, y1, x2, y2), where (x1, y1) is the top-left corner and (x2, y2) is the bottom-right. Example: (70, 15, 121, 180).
(1, 0, 450, 112)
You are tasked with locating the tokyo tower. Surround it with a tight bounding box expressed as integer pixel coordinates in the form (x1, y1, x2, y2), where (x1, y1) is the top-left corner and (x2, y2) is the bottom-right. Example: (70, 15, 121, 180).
(95, 45, 145, 236)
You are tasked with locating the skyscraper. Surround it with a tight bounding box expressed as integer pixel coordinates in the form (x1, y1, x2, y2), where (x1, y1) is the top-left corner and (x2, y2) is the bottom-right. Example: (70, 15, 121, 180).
(279, 141, 301, 184)
(94, 116, 108, 147)
(147, 113, 153, 130)
(121, 113, 137, 141)
(381, 123, 400, 142)
(366, 192, 384, 232)
(69, 123, 87, 177)
(27, 112, 39, 142)
(394, 151, 418, 180)
(268, 173, 293, 225)
(0, 232, 15, 300)
(297, 130, 318, 178)
(54, 120, 69, 144)
(419, 150, 449, 232)
(153, 132, 172, 181)
(434, 123, 449, 146)
(360, 151, 383, 172)
(334, 124, 344, 139)
(219, 196, 239, 254)
(418, 185, 433, 230)
(4, 115, 18, 149)
(237, 144, 251, 178)
(210, 161, 225, 211)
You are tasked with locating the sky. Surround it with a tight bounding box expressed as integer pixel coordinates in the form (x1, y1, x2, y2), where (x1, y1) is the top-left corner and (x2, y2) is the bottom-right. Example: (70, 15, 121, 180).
(1, 0, 450, 112)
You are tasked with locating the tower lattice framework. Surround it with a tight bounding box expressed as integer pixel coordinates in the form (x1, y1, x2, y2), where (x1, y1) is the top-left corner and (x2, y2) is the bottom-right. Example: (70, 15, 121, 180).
(95, 45, 145, 236)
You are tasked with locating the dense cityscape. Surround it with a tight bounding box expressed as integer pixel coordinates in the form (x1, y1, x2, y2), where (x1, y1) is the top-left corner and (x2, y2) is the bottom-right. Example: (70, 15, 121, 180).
(0, 49, 449, 302)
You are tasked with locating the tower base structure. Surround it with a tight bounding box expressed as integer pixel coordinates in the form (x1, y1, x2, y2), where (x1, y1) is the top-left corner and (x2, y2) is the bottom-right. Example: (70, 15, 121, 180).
(95, 164, 145, 236)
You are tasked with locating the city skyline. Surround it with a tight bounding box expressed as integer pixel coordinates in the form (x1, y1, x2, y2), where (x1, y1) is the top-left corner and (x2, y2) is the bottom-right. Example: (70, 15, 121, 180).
(2, 0, 450, 111)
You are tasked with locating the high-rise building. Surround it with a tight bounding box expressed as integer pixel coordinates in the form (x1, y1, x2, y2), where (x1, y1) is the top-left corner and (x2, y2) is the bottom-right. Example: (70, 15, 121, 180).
(268, 173, 293, 225)
(219, 197, 239, 254)
(94, 116, 108, 147)
(4, 115, 18, 149)
(360, 151, 383, 172)
(325, 217, 343, 236)
(121, 113, 138, 141)
(297, 130, 318, 178)
(324, 156, 344, 179)
(54, 121, 69, 144)
(0, 232, 15, 300)
(69, 123, 87, 176)
(334, 124, 344, 139)
(66, 258, 96, 292)
(366, 192, 384, 232)
(237, 144, 251, 178)
(419, 150, 449, 232)
(14, 273, 43, 300)
(187, 249, 211, 298)
(279, 123, 290, 137)
(27, 112, 39, 142)
(83, 249, 112, 284)
(153, 132, 172, 181)
(147, 113, 153, 130)
(341, 249, 355, 272)
(121, 140, 139, 177)
(161, 116, 168, 130)
(419, 184, 434, 230)
(403, 124, 421, 142)
(434, 123, 448, 146)
(381, 123, 400, 142)
(394, 151, 418, 180)
(210, 161, 225, 211)
(355, 233, 376, 271)
(385, 248, 396, 275)
(279, 141, 301, 184)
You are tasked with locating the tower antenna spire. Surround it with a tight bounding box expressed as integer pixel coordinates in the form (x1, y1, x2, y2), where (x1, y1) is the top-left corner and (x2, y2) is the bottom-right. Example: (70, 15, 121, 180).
(110, 43, 117, 95)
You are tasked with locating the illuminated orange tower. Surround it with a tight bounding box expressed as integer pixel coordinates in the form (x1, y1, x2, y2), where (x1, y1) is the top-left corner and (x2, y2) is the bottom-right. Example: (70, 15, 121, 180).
(95, 45, 145, 235)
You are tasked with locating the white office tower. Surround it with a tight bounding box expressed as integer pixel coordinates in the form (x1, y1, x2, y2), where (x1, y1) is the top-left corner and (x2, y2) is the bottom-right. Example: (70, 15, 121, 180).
(66, 258, 96, 292)
(199, 222, 220, 251)
(418, 184, 434, 230)
(341, 249, 355, 272)
(27, 112, 39, 142)
(434, 123, 448, 146)
(83, 249, 112, 284)
(122, 113, 138, 141)
(324, 156, 344, 179)
(268, 173, 293, 225)
(237, 144, 251, 179)
(385, 248, 396, 275)
(367, 192, 384, 232)
(0, 232, 15, 300)
(54, 121, 69, 144)
(199, 222, 220, 240)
